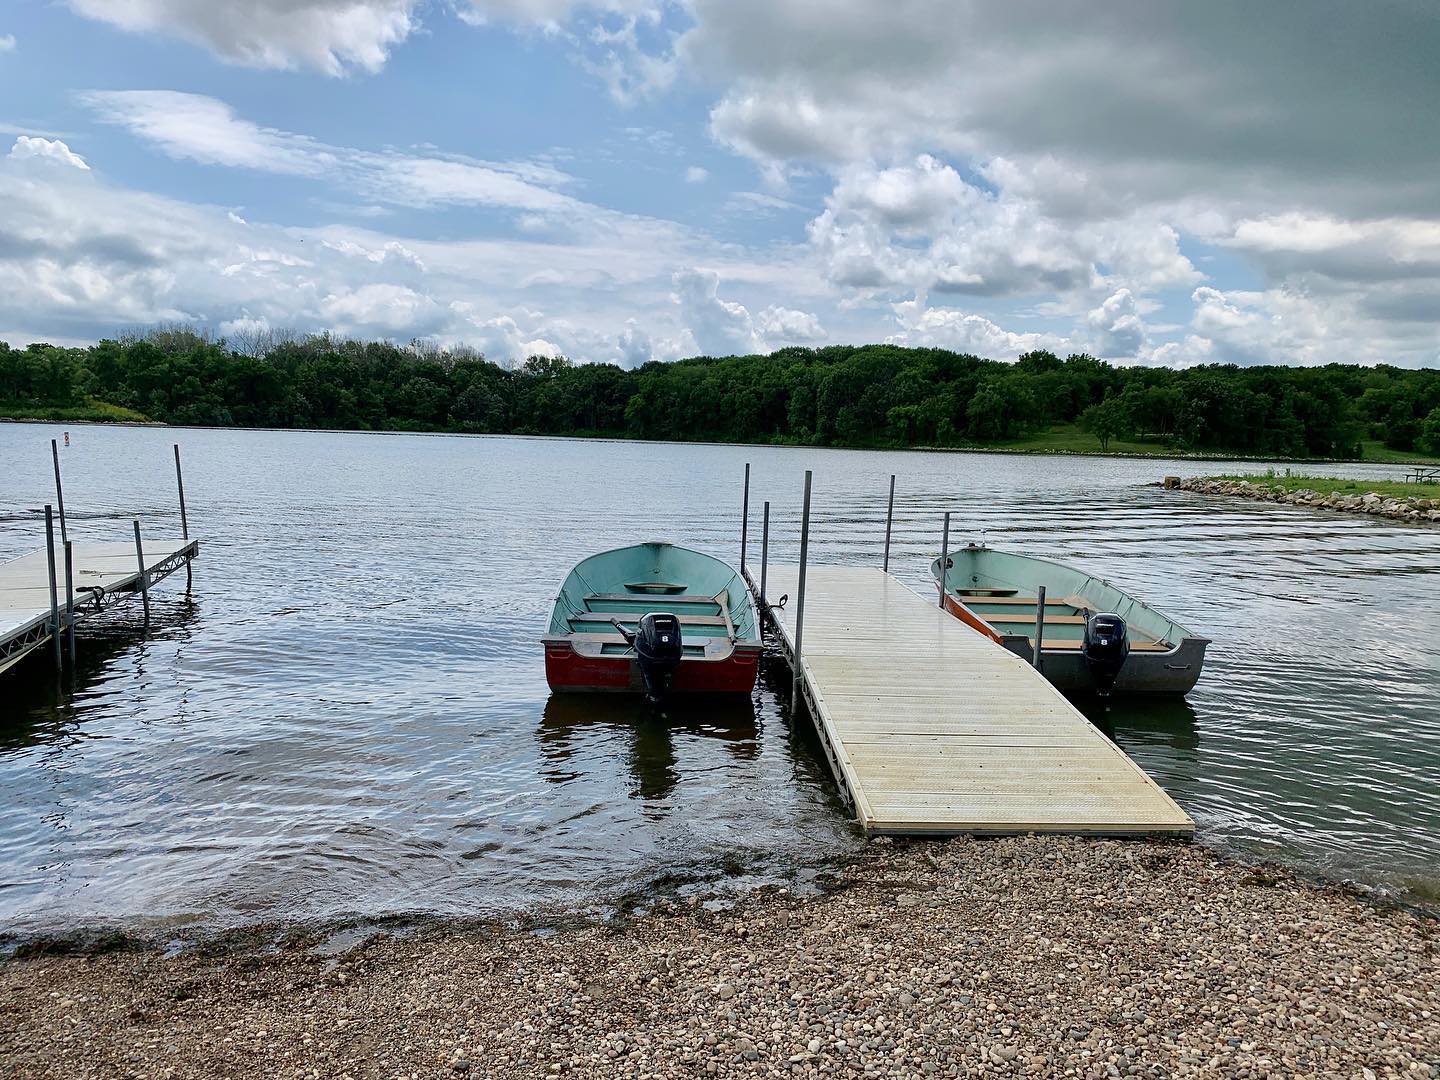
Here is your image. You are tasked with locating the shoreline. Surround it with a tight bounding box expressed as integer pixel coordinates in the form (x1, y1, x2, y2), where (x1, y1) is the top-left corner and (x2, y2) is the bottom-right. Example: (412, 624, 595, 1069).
(3, 836, 1436, 1079)
(4, 416, 1436, 468)
(1168, 476, 1440, 524)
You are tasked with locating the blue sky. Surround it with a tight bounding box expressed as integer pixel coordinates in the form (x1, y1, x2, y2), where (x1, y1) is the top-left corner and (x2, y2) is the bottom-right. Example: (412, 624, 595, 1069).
(1, 1, 1437, 368)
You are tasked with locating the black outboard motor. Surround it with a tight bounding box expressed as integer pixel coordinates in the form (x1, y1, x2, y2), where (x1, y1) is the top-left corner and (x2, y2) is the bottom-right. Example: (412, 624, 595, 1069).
(633, 612, 684, 702)
(1082, 613, 1130, 697)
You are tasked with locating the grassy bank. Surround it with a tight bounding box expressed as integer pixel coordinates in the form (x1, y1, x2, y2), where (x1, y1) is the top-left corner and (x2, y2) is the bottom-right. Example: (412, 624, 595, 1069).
(2, 836, 1435, 1079)
(1218, 472, 1440, 500)
(0, 398, 151, 424)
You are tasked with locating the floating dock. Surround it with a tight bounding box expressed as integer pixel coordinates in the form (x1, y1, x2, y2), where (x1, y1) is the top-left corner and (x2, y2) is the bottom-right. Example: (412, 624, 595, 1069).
(0, 538, 199, 676)
(758, 564, 1194, 836)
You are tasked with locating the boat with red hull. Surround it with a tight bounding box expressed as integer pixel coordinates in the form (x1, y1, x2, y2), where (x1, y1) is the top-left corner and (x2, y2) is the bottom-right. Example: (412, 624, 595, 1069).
(543, 542, 761, 698)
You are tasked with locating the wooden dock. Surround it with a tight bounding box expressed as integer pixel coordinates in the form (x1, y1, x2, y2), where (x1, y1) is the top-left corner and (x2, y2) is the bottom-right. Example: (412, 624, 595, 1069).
(759, 565, 1193, 836)
(0, 538, 198, 676)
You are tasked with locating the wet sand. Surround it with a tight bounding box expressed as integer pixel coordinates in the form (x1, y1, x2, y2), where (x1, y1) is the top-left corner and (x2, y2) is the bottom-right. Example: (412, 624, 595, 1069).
(2, 835, 1436, 1079)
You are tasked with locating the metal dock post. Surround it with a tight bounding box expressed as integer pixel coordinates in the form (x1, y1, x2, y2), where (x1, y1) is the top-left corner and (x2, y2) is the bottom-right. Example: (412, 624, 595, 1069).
(1033, 585, 1047, 670)
(739, 462, 750, 579)
(792, 470, 812, 707)
(45, 506, 61, 671)
(759, 500, 770, 607)
(132, 519, 151, 627)
(51, 441, 67, 544)
(63, 540, 76, 668)
(175, 444, 191, 591)
(882, 473, 895, 573)
(938, 511, 951, 608)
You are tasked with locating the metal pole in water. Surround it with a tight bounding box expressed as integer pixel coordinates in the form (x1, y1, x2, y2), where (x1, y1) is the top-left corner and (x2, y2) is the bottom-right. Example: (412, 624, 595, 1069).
(132, 519, 151, 628)
(45, 506, 61, 671)
(938, 511, 951, 608)
(1032, 585, 1047, 671)
(64, 539, 76, 668)
(740, 462, 750, 579)
(51, 440, 67, 544)
(760, 500, 770, 607)
(792, 470, 813, 707)
(174, 443, 191, 592)
(882, 473, 896, 574)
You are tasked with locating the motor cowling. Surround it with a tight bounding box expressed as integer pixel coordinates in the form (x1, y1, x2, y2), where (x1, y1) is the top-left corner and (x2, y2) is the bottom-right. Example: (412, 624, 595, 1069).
(1082, 613, 1130, 697)
(634, 612, 683, 701)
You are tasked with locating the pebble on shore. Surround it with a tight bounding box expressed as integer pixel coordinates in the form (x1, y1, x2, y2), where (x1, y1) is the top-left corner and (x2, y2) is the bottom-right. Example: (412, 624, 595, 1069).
(1169, 476, 1440, 524)
(2, 836, 1436, 1079)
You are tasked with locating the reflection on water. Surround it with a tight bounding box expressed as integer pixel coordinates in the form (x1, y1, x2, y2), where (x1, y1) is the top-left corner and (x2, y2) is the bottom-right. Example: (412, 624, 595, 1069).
(539, 694, 760, 808)
(0, 424, 1437, 930)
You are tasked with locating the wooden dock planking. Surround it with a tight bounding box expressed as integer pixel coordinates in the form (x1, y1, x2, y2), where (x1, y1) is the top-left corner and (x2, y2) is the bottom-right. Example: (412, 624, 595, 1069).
(760, 565, 1193, 837)
(0, 539, 198, 675)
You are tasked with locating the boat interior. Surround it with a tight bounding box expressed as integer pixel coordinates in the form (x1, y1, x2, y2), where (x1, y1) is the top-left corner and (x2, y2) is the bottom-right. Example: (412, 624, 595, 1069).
(548, 543, 760, 657)
(951, 587, 1172, 652)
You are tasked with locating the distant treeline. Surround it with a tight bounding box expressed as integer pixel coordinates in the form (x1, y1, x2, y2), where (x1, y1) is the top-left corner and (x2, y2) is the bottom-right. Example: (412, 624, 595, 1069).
(3, 330, 1439, 458)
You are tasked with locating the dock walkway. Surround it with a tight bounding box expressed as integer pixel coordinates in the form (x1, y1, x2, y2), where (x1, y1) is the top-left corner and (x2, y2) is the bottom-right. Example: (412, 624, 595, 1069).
(760, 565, 1193, 836)
(0, 538, 198, 676)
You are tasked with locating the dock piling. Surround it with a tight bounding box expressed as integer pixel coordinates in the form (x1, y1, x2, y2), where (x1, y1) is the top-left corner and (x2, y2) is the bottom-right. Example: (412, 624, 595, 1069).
(792, 470, 813, 707)
(50, 440, 67, 544)
(760, 500, 770, 608)
(938, 511, 951, 608)
(132, 519, 151, 628)
(882, 474, 895, 573)
(740, 462, 750, 578)
(174, 444, 191, 591)
(1033, 585, 1047, 670)
(63, 540, 76, 668)
(45, 506, 61, 671)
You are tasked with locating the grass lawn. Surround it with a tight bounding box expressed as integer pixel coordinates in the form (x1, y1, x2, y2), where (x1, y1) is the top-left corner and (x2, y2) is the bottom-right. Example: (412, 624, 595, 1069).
(1357, 439, 1440, 465)
(963, 423, 1174, 456)
(1217, 473, 1440, 500)
(0, 398, 151, 424)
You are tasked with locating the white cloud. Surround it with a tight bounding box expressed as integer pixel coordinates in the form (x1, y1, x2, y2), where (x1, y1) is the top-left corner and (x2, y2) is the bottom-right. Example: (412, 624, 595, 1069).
(672, 268, 759, 355)
(65, 0, 418, 75)
(0, 34, 15, 52)
(1086, 288, 1145, 358)
(756, 305, 824, 343)
(684, 165, 708, 184)
(8, 136, 90, 170)
(887, 298, 1064, 360)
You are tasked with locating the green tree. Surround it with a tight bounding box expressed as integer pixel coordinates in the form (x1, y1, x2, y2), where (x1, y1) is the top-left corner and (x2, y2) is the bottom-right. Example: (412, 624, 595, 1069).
(1079, 397, 1132, 451)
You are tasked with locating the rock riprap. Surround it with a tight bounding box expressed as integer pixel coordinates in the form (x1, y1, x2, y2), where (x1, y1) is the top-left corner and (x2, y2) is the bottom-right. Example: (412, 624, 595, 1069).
(1170, 477, 1440, 524)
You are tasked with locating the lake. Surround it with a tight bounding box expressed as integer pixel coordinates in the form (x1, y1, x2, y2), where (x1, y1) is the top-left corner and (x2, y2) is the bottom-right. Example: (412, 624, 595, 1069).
(1, 424, 1437, 933)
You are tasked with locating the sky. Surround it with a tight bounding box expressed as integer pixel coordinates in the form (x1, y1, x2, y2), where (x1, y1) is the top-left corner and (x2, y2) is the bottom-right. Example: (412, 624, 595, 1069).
(0, 0, 1437, 368)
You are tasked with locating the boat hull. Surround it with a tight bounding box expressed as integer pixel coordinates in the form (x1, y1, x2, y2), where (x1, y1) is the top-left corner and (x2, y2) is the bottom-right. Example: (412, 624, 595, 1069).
(544, 640, 762, 695)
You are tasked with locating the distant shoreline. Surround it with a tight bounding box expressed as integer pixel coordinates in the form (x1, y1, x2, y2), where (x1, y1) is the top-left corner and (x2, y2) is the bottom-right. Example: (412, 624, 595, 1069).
(5, 416, 1435, 469)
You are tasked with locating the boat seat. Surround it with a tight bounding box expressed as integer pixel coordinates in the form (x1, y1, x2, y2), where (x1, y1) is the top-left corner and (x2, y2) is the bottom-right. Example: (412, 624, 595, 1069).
(586, 593, 722, 606)
(1032, 638, 1172, 652)
(986, 613, 1088, 626)
(569, 612, 730, 627)
(963, 595, 1071, 606)
(957, 588, 1018, 596)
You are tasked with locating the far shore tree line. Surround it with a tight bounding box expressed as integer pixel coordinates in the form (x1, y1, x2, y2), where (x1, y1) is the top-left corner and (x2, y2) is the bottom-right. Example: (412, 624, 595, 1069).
(2, 328, 1439, 459)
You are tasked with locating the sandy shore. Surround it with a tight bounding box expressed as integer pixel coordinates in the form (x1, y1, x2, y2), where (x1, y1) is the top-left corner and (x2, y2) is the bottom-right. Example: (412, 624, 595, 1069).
(2, 836, 1436, 1079)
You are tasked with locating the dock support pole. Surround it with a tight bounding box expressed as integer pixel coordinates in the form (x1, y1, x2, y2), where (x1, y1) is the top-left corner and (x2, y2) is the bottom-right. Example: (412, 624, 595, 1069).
(45, 506, 61, 671)
(133, 519, 151, 628)
(740, 462, 750, 580)
(882, 474, 895, 574)
(938, 511, 951, 608)
(64, 539, 76, 668)
(51, 440, 67, 544)
(792, 470, 813, 707)
(760, 500, 770, 608)
(175, 444, 192, 592)
(1032, 585, 1047, 670)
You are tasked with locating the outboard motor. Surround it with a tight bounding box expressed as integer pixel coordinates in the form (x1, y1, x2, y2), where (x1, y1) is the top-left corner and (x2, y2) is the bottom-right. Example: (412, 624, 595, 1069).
(633, 612, 684, 702)
(1082, 613, 1130, 697)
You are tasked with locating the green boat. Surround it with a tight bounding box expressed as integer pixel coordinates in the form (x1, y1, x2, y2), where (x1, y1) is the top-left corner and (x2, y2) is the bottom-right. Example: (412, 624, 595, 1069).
(931, 542, 1209, 695)
(543, 542, 762, 698)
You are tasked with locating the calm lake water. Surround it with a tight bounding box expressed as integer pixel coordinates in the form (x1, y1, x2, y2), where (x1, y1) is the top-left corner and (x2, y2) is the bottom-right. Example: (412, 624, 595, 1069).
(1, 425, 1438, 933)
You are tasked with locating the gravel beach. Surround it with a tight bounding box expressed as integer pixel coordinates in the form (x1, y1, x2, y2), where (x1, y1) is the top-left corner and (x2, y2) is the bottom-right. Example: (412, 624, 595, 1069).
(3, 835, 1436, 1080)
